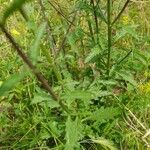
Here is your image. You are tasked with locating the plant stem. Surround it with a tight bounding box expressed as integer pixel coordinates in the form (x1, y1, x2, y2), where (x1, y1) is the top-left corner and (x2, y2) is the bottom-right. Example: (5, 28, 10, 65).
(107, 0, 112, 77)
(91, 0, 99, 43)
(56, 14, 76, 56)
(39, 0, 62, 82)
(0, 24, 70, 114)
(87, 13, 95, 44)
(115, 50, 132, 66)
(48, 1, 74, 26)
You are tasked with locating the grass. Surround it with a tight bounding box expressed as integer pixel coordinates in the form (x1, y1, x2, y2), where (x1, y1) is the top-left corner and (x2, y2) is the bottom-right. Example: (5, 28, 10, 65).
(0, 0, 150, 149)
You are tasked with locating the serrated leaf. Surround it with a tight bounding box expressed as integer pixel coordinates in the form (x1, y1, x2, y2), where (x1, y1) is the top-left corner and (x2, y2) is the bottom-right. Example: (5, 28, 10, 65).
(98, 80, 117, 85)
(85, 45, 100, 63)
(92, 137, 117, 150)
(91, 107, 120, 123)
(134, 51, 147, 66)
(30, 22, 46, 64)
(64, 116, 82, 150)
(117, 71, 137, 87)
(0, 73, 26, 96)
(94, 91, 113, 98)
(113, 29, 127, 43)
(114, 25, 138, 43)
(62, 90, 93, 106)
(31, 93, 59, 108)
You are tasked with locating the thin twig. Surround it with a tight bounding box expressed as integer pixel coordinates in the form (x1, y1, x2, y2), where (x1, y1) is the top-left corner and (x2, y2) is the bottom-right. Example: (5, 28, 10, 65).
(91, 0, 99, 36)
(96, 0, 107, 24)
(86, 13, 95, 44)
(114, 50, 132, 66)
(125, 107, 147, 130)
(48, 1, 75, 26)
(56, 13, 76, 56)
(112, 0, 131, 25)
(123, 116, 143, 135)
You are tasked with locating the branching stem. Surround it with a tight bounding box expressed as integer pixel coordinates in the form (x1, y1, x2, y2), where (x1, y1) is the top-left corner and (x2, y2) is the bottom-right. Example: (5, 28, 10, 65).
(107, 0, 112, 77)
(112, 0, 131, 25)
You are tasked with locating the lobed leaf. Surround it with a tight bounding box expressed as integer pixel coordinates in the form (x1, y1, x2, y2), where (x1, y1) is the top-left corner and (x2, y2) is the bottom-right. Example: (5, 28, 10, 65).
(64, 116, 82, 150)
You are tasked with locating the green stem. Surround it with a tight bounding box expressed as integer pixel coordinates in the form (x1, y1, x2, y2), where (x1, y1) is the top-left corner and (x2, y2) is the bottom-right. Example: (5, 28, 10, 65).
(107, 0, 112, 77)
(91, 0, 99, 43)
(114, 50, 132, 66)
(87, 14, 95, 44)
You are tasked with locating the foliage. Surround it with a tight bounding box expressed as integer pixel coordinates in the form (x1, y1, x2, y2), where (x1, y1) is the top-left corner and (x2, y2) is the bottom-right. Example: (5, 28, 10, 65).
(0, 0, 150, 149)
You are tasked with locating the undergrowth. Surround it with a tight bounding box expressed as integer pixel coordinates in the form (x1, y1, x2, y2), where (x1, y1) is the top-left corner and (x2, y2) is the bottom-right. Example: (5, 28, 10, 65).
(0, 0, 150, 149)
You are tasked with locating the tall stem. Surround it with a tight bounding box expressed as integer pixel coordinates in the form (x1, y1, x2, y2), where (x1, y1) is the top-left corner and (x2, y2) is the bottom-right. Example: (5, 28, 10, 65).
(91, 0, 99, 43)
(107, 0, 112, 77)
(0, 24, 70, 114)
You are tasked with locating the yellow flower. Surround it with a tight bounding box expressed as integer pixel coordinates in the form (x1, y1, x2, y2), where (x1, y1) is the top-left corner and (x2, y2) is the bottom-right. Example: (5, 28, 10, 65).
(11, 29, 20, 36)
(122, 16, 130, 25)
(139, 82, 150, 94)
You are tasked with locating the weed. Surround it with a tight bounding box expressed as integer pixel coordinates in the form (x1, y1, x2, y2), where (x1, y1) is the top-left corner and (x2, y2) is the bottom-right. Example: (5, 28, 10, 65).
(0, 0, 150, 149)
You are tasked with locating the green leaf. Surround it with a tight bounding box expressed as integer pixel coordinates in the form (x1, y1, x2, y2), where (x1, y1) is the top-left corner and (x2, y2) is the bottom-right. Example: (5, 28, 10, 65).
(29, 22, 46, 64)
(96, 6, 107, 24)
(62, 90, 93, 106)
(98, 80, 117, 86)
(90, 107, 120, 123)
(77, 1, 91, 12)
(92, 137, 117, 150)
(117, 71, 137, 87)
(134, 51, 147, 66)
(64, 116, 82, 150)
(0, 73, 26, 96)
(113, 25, 139, 43)
(31, 95, 59, 108)
(113, 29, 128, 43)
(85, 45, 101, 63)
(94, 91, 113, 99)
(2, 0, 30, 24)
(31, 90, 59, 108)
